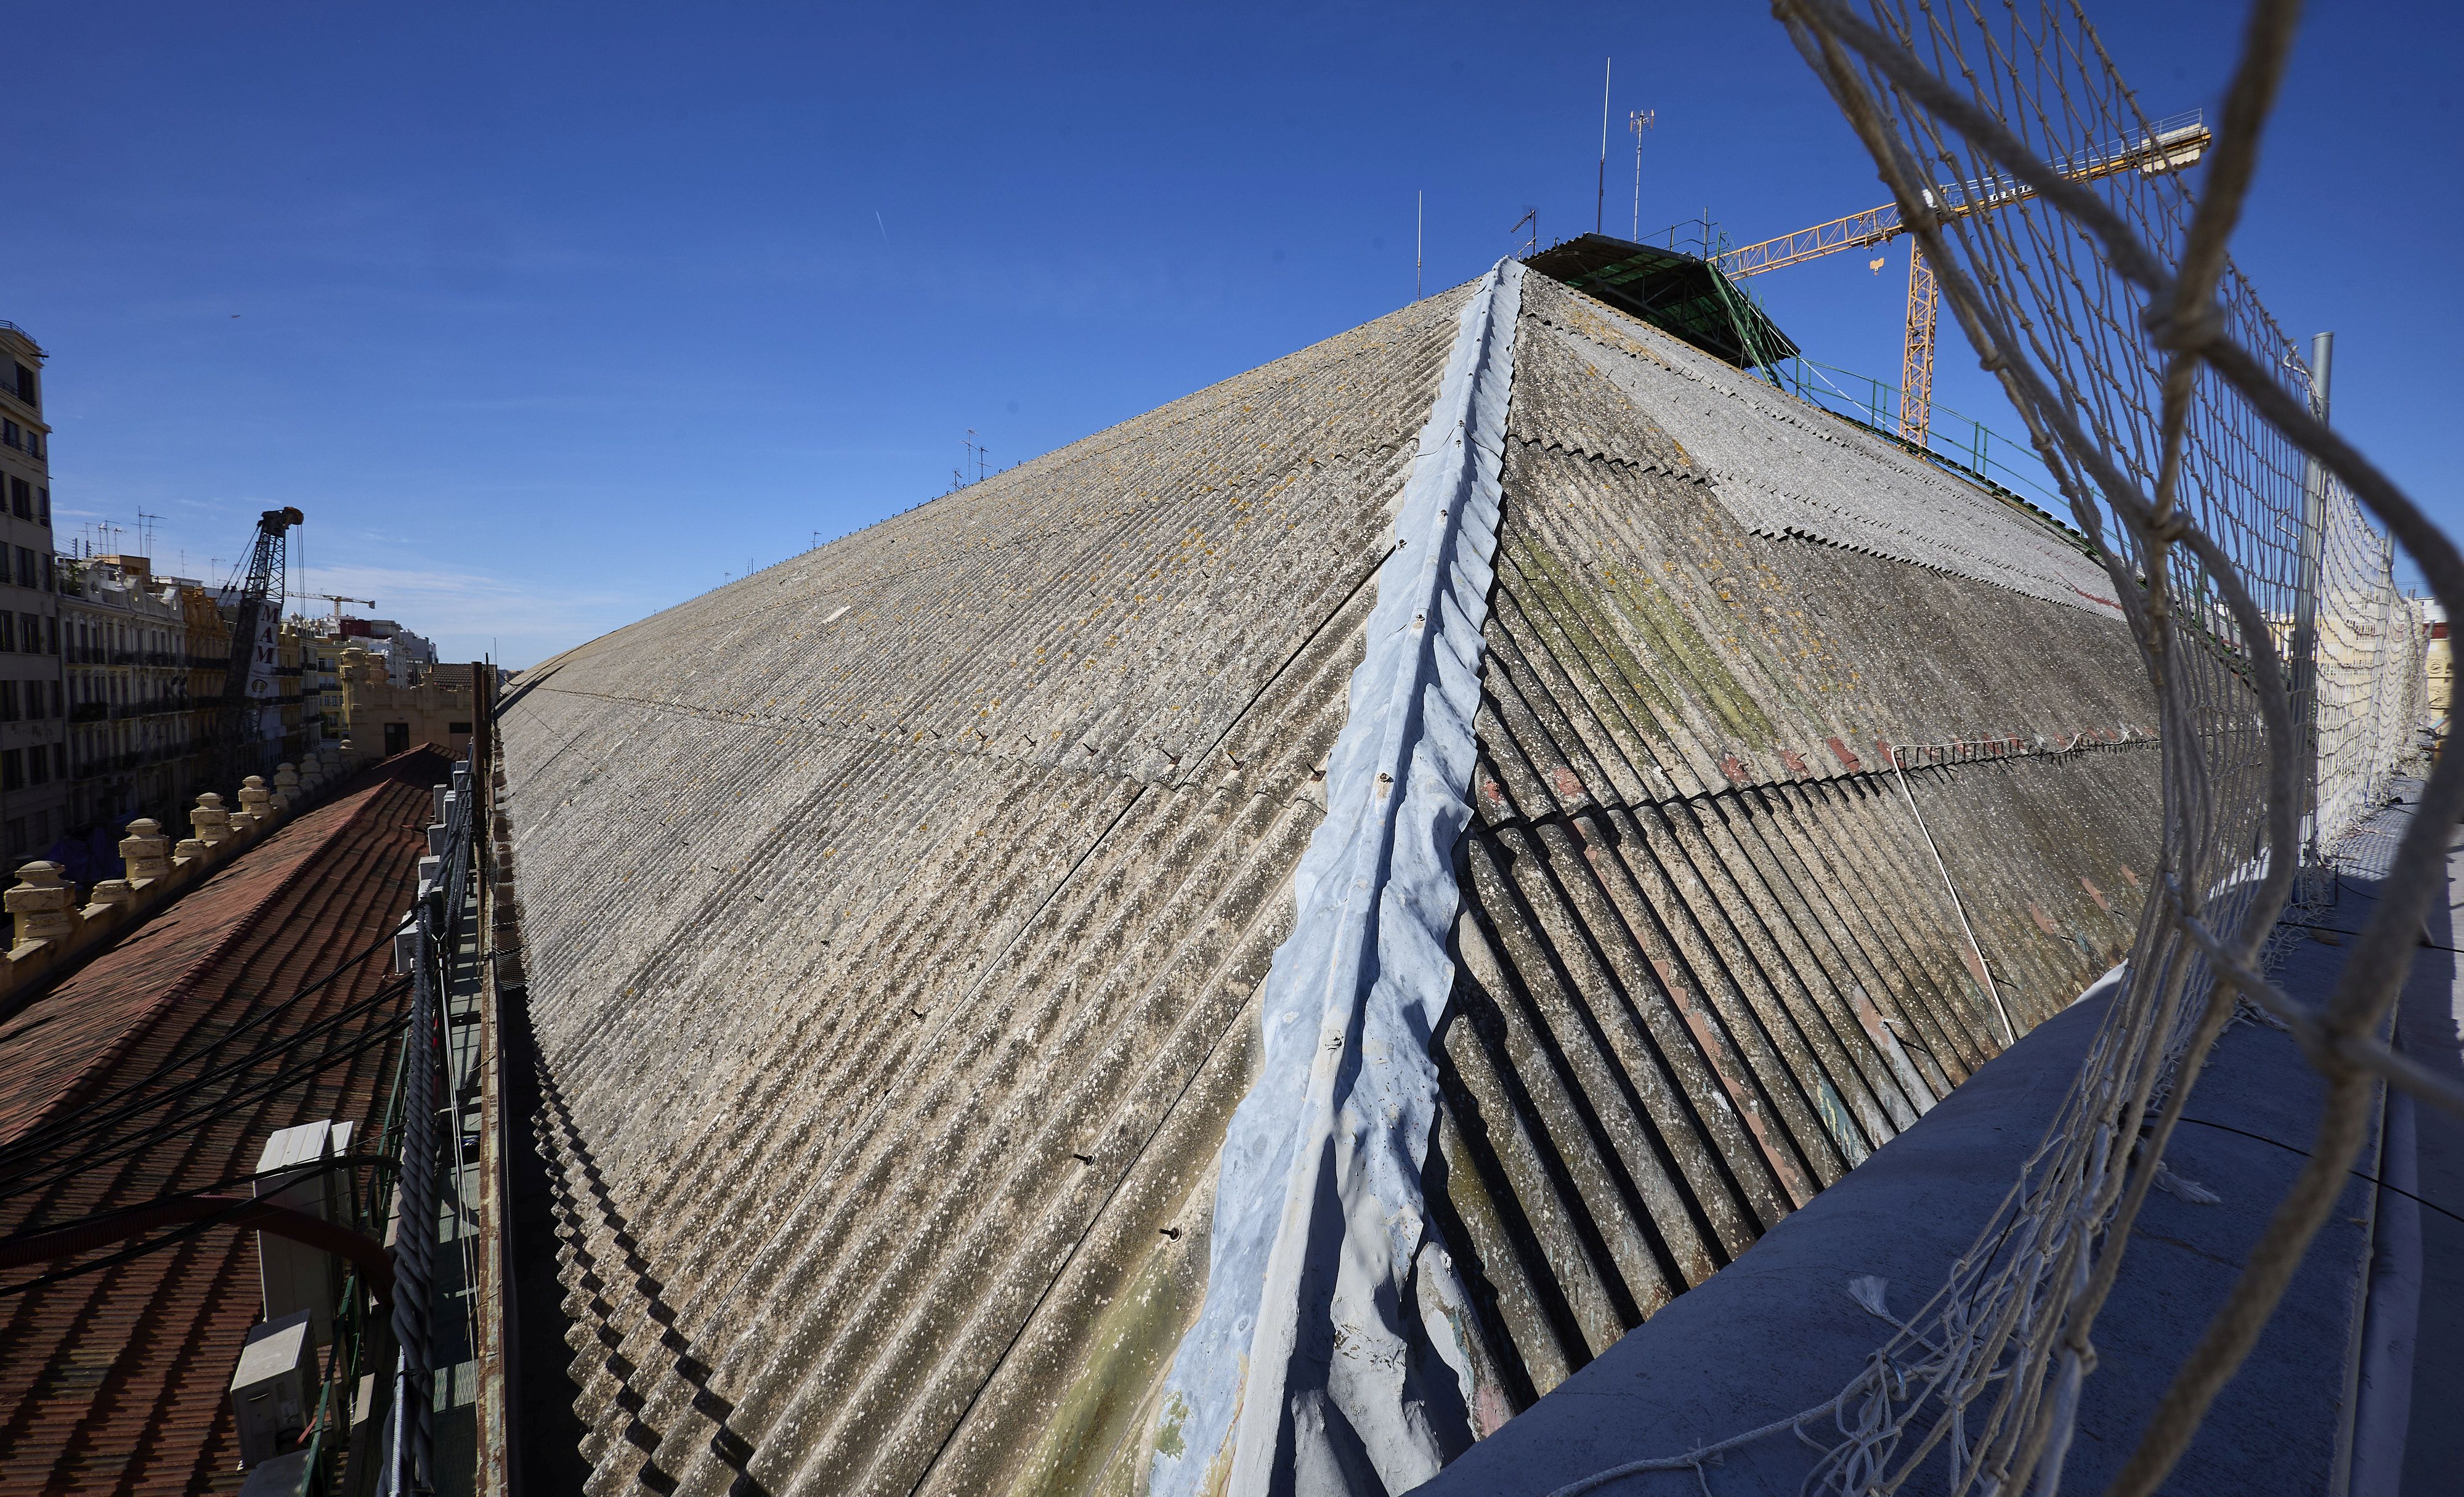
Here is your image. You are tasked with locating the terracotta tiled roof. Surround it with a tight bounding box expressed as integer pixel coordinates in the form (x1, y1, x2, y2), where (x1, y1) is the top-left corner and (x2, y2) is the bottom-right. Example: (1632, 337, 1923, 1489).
(0, 749, 450, 1496)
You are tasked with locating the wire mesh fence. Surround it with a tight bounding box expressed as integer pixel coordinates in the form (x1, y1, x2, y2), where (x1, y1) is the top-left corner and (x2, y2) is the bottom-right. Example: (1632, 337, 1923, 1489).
(1550, 2, 2452, 1493)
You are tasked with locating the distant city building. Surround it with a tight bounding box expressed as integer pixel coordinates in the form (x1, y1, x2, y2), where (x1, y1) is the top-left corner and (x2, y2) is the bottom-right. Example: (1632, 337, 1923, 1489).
(59, 554, 198, 848)
(0, 321, 67, 862)
(2425, 598, 2450, 730)
(301, 623, 348, 739)
(338, 616, 439, 686)
(181, 580, 230, 790)
(339, 645, 472, 760)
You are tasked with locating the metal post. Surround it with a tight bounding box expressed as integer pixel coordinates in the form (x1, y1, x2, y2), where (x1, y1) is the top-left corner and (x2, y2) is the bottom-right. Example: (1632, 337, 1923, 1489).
(1595, 58, 1610, 235)
(391, 904, 440, 1493)
(2293, 331, 2333, 869)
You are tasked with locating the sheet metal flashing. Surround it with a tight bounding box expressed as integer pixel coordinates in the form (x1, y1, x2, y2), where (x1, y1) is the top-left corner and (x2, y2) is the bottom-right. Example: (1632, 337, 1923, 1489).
(1151, 259, 1525, 1496)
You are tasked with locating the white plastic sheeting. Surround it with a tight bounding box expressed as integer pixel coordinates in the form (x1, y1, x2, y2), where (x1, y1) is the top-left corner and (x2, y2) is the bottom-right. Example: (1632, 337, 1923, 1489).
(1149, 259, 1525, 1497)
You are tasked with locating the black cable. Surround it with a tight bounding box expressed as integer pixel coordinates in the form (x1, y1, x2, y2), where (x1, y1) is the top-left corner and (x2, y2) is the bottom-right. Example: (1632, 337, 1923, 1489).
(0, 1154, 389, 1241)
(0, 1018, 410, 1201)
(4, 1013, 408, 1197)
(4, 965, 411, 1162)
(0, 1198, 257, 1300)
(2272, 917, 2461, 955)
(2175, 1114, 2464, 1228)
(6, 921, 405, 1154)
(0, 977, 411, 1185)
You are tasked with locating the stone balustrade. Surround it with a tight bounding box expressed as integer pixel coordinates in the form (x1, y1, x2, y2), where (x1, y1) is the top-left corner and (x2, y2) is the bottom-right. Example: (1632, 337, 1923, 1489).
(0, 754, 368, 1007)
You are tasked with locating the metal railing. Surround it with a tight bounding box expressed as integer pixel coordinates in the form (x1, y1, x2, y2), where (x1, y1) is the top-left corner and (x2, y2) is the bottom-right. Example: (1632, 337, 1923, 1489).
(1764, 354, 2088, 531)
(291, 748, 477, 1496)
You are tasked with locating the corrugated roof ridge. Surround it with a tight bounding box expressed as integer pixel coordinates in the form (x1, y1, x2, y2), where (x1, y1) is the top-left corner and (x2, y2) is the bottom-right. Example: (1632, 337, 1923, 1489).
(0, 752, 442, 1151)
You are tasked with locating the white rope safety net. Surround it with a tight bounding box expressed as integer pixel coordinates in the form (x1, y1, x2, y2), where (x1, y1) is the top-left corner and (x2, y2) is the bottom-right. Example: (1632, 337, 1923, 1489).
(1550, 1, 2458, 1493)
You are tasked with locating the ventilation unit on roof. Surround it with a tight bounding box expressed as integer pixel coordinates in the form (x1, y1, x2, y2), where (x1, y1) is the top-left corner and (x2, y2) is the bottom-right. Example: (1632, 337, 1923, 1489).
(228, 1308, 315, 1471)
(252, 1119, 354, 1345)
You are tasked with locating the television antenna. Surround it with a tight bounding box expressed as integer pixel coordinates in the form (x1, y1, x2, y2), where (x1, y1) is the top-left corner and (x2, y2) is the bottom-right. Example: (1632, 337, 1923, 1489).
(1629, 109, 1657, 238)
(1510, 208, 1538, 258)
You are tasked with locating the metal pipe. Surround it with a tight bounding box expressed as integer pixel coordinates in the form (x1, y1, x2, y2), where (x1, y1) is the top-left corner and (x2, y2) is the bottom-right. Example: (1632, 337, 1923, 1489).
(391, 889, 440, 1493)
(1597, 57, 1611, 234)
(2293, 330, 2334, 866)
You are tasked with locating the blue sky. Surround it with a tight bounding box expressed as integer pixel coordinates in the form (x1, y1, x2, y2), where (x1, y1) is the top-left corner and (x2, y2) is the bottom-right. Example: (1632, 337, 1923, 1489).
(16, 1, 2456, 665)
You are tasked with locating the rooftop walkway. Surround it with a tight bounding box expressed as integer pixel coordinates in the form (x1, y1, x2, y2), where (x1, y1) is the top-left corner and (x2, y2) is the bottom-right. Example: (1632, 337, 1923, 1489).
(1422, 784, 2458, 1496)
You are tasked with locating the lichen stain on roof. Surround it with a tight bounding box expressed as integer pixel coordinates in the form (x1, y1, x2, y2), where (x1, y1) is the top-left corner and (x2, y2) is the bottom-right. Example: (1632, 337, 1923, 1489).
(498, 272, 2159, 1495)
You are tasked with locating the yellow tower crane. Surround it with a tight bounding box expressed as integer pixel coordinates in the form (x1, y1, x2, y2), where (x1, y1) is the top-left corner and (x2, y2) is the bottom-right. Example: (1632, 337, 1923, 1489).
(1713, 112, 2210, 447)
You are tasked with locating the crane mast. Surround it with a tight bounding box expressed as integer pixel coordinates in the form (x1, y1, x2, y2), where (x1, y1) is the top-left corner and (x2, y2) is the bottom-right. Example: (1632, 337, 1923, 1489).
(214, 506, 304, 782)
(1716, 113, 2210, 445)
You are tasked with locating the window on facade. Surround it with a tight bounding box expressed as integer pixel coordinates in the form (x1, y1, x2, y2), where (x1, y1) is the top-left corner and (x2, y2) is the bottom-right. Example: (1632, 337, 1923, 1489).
(28, 748, 47, 786)
(4, 817, 22, 858)
(14, 363, 35, 407)
(44, 617, 55, 654)
(0, 681, 17, 723)
(0, 614, 16, 654)
(18, 614, 34, 653)
(2, 751, 22, 792)
(34, 489, 46, 526)
(41, 555, 52, 592)
(51, 744, 63, 781)
(11, 547, 29, 589)
(6, 478, 24, 519)
(47, 681, 59, 719)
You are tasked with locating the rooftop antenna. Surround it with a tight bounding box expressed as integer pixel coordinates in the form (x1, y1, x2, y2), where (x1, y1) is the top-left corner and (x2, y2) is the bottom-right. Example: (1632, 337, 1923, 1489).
(1510, 208, 1538, 259)
(1415, 190, 1424, 302)
(1629, 109, 1656, 238)
(136, 509, 163, 557)
(1596, 57, 1611, 234)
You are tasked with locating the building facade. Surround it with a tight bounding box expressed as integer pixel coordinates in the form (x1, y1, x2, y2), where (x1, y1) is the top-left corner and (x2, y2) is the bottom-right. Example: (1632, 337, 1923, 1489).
(0, 322, 66, 863)
(339, 646, 474, 761)
(182, 582, 229, 797)
(59, 555, 197, 847)
(303, 625, 347, 741)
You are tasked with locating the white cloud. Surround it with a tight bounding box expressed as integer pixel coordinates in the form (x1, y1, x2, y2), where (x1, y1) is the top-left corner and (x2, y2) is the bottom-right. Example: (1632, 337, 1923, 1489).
(292, 561, 631, 669)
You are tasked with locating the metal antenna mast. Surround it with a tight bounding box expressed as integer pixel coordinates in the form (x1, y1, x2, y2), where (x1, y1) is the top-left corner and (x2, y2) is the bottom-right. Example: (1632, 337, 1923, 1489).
(1415, 190, 1423, 302)
(1595, 58, 1611, 233)
(1629, 109, 1656, 238)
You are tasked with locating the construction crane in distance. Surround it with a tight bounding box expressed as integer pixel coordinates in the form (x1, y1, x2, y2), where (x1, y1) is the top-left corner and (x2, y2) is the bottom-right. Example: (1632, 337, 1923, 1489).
(215, 506, 304, 784)
(310, 591, 375, 627)
(1713, 110, 2210, 447)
